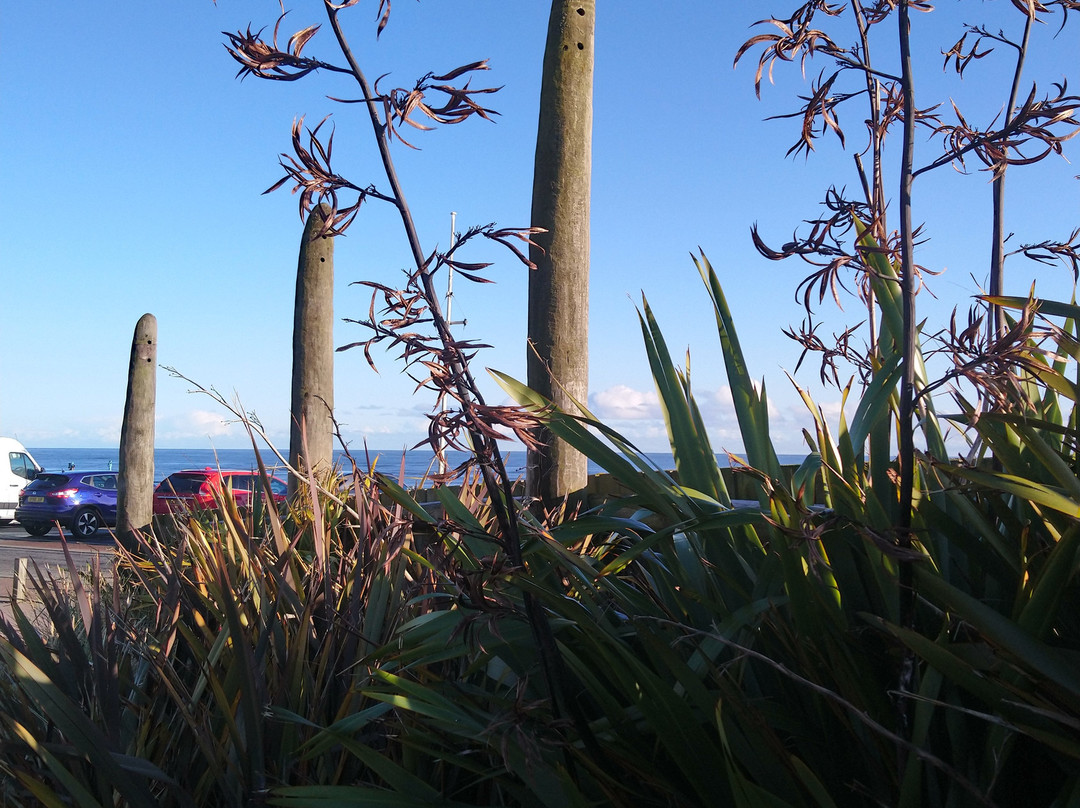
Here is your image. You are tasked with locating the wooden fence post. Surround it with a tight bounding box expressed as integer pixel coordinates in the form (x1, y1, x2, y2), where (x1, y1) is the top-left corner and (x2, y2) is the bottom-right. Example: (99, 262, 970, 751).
(12, 557, 28, 602)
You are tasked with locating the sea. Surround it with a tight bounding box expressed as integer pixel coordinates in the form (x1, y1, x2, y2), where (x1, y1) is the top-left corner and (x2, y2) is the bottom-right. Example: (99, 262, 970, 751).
(26, 447, 808, 488)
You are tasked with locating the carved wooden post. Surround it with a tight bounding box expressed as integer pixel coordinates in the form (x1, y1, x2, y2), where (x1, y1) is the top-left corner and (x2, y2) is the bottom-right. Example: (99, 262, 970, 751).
(117, 313, 156, 546)
(527, 0, 595, 507)
(289, 204, 335, 495)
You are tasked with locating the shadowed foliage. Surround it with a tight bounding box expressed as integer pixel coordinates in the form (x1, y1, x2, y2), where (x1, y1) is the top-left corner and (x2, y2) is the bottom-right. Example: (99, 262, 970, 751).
(2, 4, 1078, 806)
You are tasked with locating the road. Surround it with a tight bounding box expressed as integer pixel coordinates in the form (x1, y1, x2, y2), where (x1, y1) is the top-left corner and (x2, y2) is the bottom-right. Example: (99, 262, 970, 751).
(0, 521, 115, 560)
(0, 522, 116, 603)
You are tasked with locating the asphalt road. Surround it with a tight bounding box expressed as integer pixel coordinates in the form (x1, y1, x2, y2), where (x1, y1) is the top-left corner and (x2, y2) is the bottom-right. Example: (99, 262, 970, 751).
(0, 521, 116, 579)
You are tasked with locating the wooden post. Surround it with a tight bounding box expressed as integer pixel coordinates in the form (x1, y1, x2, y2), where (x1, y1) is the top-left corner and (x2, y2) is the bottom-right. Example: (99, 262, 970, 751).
(12, 557, 28, 602)
(289, 204, 335, 496)
(117, 314, 157, 548)
(527, 0, 595, 508)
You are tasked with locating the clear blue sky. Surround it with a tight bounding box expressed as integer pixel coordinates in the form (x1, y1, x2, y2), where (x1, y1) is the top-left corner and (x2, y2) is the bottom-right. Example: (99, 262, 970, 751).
(3, 2, 1078, 455)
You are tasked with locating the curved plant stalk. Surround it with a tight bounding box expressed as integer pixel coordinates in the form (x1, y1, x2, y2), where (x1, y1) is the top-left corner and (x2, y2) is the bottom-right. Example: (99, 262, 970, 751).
(227, 1, 592, 758)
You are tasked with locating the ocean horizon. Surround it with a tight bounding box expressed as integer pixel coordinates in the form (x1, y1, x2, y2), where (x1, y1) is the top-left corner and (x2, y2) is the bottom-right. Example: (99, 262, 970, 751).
(26, 447, 808, 487)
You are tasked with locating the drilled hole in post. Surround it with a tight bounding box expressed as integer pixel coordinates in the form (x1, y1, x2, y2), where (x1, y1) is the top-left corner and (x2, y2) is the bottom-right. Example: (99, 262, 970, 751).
(577, 42, 584, 49)
(576, 7, 585, 14)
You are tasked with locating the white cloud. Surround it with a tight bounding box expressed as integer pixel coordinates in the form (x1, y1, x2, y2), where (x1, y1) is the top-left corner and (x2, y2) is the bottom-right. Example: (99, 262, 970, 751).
(154, 409, 258, 447)
(585, 380, 851, 456)
(816, 398, 846, 422)
(12, 426, 84, 445)
(713, 385, 734, 407)
(12, 416, 123, 449)
(187, 410, 238, 436)
(591, 385, 661, 420)
(94, 424, 123, 445)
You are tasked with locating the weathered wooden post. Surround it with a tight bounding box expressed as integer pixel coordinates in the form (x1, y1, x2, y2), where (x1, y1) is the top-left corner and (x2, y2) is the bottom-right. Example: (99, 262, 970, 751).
(117, 313, 156, 547)
(12, 557, 29, 602)
(527, 0, 595, 507)
(289, 204, 335, 496)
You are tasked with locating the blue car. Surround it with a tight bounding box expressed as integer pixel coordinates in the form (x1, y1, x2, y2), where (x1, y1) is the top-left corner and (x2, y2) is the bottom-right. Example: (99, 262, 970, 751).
(15, 471, 118, 538)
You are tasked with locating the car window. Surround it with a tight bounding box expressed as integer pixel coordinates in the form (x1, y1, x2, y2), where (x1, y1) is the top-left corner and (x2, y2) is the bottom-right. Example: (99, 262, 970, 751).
(224, 475, 254, 492)
(26, 473, 70, 491)
(9, 452, 36, 480)
(84, 474, 118, 490)
(159, 474, 207, 495)
(226, 475, 287, 496)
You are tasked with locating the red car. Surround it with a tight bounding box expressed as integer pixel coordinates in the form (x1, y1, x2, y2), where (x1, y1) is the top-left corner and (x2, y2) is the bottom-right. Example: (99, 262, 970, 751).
(152, 468, 288, 516)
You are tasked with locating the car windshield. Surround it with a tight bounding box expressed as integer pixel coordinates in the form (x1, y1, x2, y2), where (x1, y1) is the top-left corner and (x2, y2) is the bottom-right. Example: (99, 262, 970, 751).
(159, 474, 206, 495)
(25, 474, 71, 491)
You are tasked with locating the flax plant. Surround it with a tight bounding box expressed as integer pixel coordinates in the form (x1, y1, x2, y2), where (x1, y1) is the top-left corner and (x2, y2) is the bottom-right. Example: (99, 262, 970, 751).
(735, 0, 1080, 750)
(500, 252, 1080, 805)
(736, 0, 1080, 525)
(6, 5, 1080, 807)
(0, 417, 428, 804)
(497, 248, 941, 804)
(224, 1, 545, 515)
(223, 0, 596, 752)
(2, 278, 1077, 806)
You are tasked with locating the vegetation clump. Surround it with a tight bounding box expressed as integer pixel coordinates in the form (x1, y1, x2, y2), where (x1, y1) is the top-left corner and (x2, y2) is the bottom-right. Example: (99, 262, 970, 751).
(2, 3, 1080, 806)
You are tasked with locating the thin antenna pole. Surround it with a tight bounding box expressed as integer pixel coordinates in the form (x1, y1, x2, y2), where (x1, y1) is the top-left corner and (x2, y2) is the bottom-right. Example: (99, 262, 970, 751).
(438, 212, 457, 478)
(446, 211, 456, 332)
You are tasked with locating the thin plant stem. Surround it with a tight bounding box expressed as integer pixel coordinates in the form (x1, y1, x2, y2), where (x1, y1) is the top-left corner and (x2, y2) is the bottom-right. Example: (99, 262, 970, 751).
(990, 9, 1035, 339)
(320, 1, 594, 761)
(896, 0, 918, 756)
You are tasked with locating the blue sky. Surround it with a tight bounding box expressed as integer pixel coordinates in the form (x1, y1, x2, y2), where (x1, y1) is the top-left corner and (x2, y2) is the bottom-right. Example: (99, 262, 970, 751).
(3, 2, 1078, 456)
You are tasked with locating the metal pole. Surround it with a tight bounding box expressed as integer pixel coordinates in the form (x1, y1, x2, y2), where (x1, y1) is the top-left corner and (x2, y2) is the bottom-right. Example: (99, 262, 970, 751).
(438, 212, 457, 478)
(447, 212, 456, 327)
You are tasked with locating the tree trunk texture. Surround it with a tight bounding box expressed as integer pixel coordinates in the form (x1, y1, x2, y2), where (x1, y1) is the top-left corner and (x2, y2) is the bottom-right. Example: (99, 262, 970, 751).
(117, 313, 156, 546)
(289, 204, 335, 495)
(527, 0, 595, 507)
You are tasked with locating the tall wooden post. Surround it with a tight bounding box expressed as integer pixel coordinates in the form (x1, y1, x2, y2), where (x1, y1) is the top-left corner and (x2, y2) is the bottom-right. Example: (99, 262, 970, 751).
(289, 204, 335, 495)
(527, 0, 595, 507)
(117, 313, 156, 546)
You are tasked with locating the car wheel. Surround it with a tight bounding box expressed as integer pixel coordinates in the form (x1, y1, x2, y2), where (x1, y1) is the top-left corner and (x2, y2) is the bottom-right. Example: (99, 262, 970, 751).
(23, 522, 51, 537)
(71, 508, 101, 538)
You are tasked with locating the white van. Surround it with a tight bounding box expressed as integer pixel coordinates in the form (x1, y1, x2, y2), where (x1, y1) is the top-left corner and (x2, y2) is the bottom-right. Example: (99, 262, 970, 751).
(0, 437, 43, 524)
